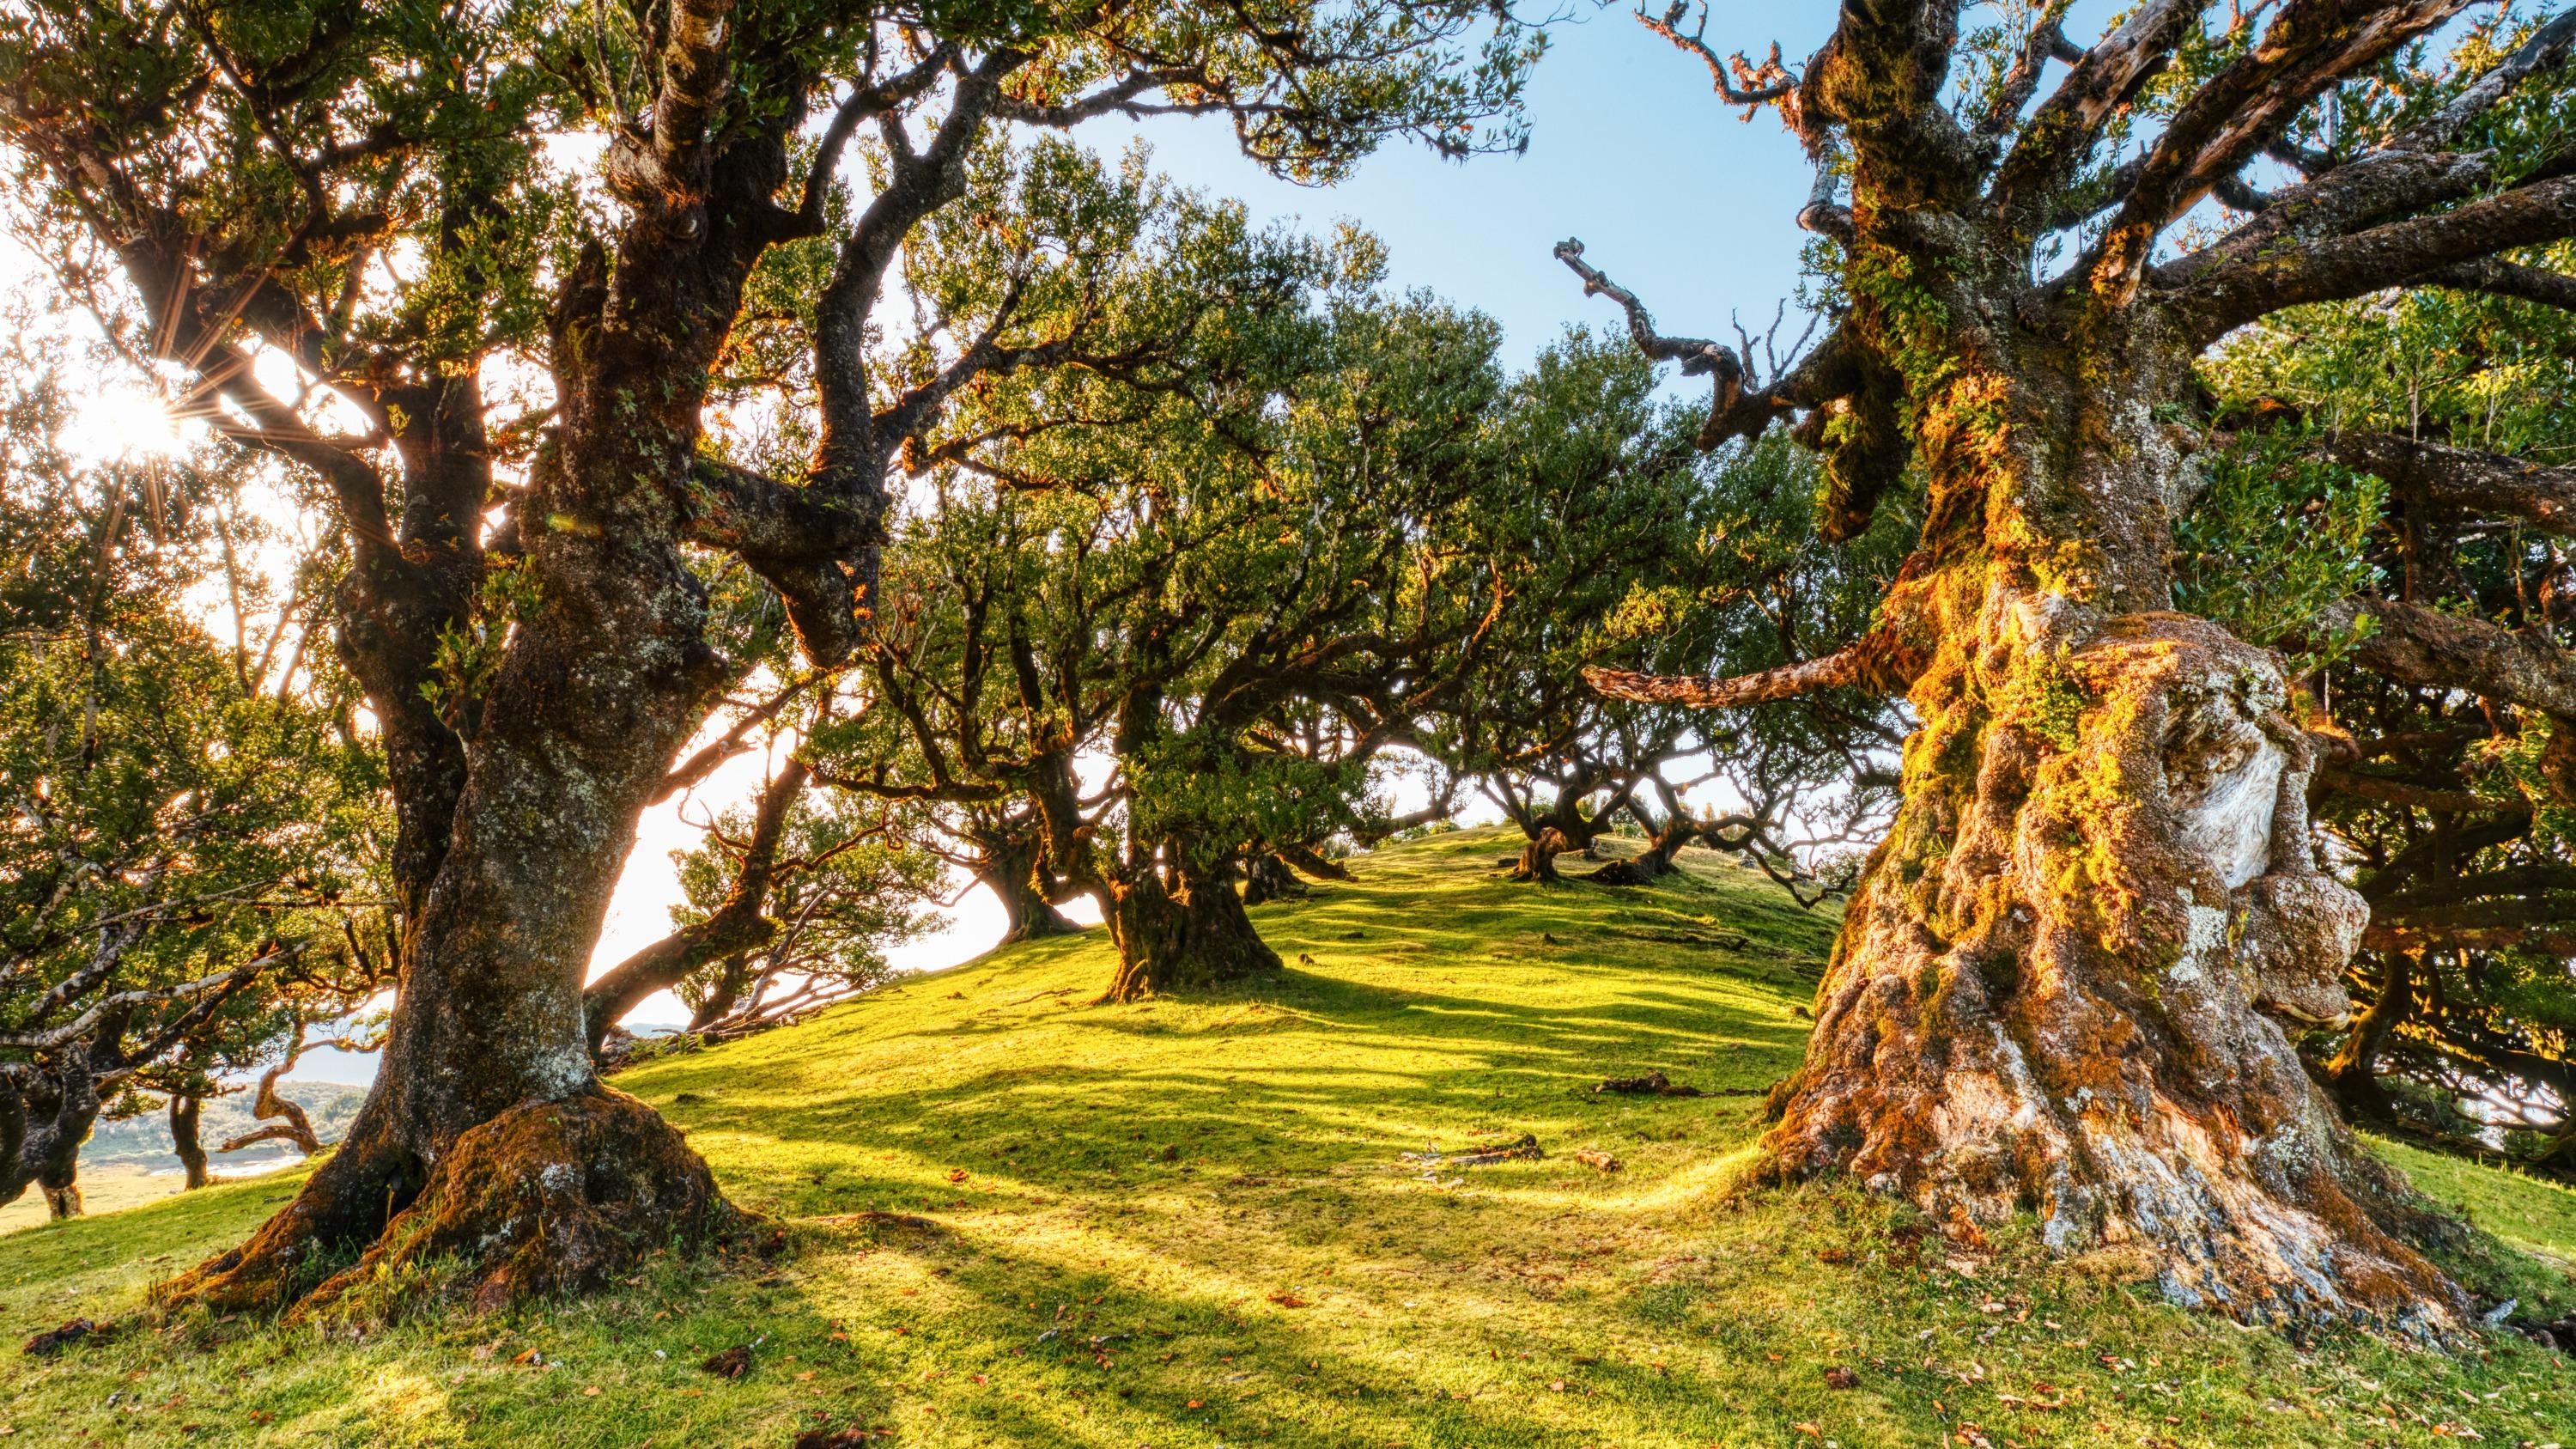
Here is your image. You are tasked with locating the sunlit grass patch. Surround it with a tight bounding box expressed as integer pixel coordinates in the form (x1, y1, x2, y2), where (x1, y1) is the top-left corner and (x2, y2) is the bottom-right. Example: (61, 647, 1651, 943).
(2, 827, 2573, 1446)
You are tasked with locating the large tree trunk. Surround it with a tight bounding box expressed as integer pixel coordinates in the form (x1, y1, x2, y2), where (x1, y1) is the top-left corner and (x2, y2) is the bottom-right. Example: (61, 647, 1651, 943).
(158, 266, 748, 1318)
(1762, 338, 2466, 1326)
(170, 1093, 210, 1191)
(1102, 861, 1282, 1002)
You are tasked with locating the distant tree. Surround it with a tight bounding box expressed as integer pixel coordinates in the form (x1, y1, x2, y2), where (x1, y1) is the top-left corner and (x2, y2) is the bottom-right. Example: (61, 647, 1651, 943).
(829, 275, 1519, 1000)
(1432, 338, 1908, 890)
(1568, 0, 2576, 1319)
(0, 0, 1536, 1309)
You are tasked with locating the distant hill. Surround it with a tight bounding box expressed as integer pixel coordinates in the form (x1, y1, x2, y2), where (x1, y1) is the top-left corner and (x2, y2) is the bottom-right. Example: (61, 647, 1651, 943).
(84, 1081, 367, 1169)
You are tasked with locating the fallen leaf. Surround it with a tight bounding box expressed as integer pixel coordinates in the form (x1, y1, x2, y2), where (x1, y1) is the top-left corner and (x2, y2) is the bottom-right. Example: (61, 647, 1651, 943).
(1826, 1367, 1860, 1390)
(582, 1386, 601, 1397)
(1267, 1292, 1308, 1308)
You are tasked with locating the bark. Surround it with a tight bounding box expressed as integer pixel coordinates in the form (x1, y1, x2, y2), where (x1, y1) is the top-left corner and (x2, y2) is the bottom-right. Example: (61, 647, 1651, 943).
(1759, 327, 2467, 1322)
(1102, 861, 1282, 1002)
(0, 1052, 105, 1218)
(2324, 952, 2413, 1121)
(171, 1093, 210, 1191)
(1240, 852, 1311, 906)
(979, 832, 1084, 944)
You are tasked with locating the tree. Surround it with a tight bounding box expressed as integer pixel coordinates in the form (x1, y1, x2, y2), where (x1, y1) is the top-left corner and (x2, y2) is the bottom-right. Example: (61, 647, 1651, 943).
(832, 273, 1521, 1000)
(1429, 334, 1716, 883)
(624, 768, 939, 1052)
(0, 350, 384, 1220)
(1567, 0, 2576, 1320)
(0, 0, 1536, 1311)
(1428, 338, 1908, 891)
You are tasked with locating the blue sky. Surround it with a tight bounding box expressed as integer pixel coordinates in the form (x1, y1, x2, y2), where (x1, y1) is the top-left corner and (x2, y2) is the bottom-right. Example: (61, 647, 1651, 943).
(1114, 3, 1844, 374)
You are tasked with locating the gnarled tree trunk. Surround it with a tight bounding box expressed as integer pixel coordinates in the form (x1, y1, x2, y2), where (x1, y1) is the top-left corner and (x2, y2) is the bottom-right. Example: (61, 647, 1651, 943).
(155, 112, 775, 1314)
(1102, 860, 1282, 1002)
(1759, 332, 2464, 1325)
(1240, 852, 1310, 906)
(0, 1050, 105, 1219)
(1509, 826, 1575, 884)
(980, 832, 1084, 944)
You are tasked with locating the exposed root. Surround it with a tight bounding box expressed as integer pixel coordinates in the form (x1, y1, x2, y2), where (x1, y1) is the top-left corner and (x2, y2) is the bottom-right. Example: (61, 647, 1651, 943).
(157, 1087, 731, 1320)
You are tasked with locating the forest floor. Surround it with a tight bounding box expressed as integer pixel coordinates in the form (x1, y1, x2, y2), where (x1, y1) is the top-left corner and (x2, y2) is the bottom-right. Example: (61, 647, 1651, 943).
(3, 826, 2575, 1447)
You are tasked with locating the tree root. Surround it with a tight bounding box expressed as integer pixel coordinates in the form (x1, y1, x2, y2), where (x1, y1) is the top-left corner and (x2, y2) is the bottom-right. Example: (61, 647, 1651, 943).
(156, 1087, 732, 1320)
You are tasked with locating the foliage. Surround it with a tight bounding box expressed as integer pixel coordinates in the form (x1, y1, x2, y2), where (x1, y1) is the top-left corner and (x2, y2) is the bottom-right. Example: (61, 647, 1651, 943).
(2174, 438, 2386, 667)
(662, 786, 944, 1031)
(0, 336, 388, 1206)
(2201, 247, 2576, 1169)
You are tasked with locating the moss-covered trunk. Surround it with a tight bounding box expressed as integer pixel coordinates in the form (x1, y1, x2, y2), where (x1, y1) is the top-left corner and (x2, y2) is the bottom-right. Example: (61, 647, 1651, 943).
(160, 276, 745, 1317)
(1762, 329, 2465, 1324)
(1103, 859, 1282, 1002)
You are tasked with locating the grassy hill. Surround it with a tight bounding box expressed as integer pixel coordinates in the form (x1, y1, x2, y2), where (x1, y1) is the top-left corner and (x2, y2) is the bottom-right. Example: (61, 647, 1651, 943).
(3, 825, 2574, 1447)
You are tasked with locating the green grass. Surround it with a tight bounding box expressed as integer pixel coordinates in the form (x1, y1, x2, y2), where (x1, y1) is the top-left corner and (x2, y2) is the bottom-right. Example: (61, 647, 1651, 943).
(4, 825, 2575, 1447)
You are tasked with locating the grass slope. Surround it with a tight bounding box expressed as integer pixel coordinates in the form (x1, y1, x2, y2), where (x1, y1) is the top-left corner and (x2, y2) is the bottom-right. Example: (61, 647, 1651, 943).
(3, 826, 2574, 1447)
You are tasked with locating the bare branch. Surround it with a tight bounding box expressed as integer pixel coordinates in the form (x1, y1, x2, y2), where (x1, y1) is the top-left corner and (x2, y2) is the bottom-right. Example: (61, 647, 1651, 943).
(2089, 0, 2478, 299)
(1989, 0, 2201, 227)
(1583, 628, 1926, 709)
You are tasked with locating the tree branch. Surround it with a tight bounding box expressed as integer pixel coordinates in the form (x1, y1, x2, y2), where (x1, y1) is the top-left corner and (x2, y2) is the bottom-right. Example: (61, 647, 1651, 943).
(1583, 628, 1926, 709)
(2180, 173, 2576, 344)
(2322, 432, 2576, 536)
(2318, 595, 2576, 718)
